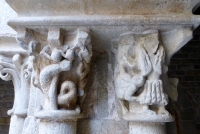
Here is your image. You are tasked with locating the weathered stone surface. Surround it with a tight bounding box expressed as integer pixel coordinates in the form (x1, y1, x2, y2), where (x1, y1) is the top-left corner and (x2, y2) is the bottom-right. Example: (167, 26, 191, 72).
(1, 0, 200, 134)
(0, 0, 16, 35)
(5, 0, 200, 16)
(77, 119, 128, 134)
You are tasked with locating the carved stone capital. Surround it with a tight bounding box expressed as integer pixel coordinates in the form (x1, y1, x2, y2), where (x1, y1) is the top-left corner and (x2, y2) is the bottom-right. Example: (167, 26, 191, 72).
(1, 0, 200, 134)
(0, 27, 92, 134)
(114, 28, 192, 123)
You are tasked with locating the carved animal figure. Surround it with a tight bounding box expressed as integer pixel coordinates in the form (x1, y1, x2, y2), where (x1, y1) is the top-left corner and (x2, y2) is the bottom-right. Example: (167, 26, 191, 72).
(58, 81, 77, 109)
(39, 60, 71, 92)
(31, 30, 92, 111)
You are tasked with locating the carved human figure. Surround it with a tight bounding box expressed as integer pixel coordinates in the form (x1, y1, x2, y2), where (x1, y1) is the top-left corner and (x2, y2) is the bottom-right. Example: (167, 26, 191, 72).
(137, 42, 169, 115)
(115, 30, 169, 115)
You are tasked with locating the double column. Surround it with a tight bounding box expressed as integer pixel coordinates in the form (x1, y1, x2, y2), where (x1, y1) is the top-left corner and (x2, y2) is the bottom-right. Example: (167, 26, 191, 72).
(0, 12, 198, 134)
(0, 27, 92, 134)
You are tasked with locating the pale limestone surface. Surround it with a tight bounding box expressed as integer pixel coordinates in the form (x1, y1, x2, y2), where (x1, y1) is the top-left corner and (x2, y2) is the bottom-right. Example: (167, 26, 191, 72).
(114, 29, 192, 122)
(0, 0, 16, 35)
(129, 122, 166, 134)
(113, 28, 192, 134)
(5, 0, 200, 16)
(0, 28, 93, 134)
(0, 0, 200, 134)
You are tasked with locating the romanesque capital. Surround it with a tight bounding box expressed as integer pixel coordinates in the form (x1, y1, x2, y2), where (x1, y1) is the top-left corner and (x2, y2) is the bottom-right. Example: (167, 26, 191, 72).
(114, 28, 193, 133)
(0, 28, 92, 134)
(1, 0, 200, 134)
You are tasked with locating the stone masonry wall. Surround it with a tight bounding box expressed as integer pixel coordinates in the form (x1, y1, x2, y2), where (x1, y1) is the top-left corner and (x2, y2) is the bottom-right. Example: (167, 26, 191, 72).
(0, 80, 14, 134)
(167, 27, 200, 134)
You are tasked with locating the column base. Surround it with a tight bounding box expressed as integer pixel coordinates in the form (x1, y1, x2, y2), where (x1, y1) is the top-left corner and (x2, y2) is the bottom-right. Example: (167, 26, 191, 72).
(129, 122, 166, 134)
(35, 106, 81, 134)
(34, 105, 81, 121)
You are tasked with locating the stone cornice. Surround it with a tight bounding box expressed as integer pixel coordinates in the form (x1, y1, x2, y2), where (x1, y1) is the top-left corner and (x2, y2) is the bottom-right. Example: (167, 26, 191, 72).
(8, 15, 200, 28)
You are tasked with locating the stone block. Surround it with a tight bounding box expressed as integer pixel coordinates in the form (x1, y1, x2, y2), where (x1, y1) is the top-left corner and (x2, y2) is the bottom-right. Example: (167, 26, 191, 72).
(47, 28, 63, 47)
(0, 118, 6, 125)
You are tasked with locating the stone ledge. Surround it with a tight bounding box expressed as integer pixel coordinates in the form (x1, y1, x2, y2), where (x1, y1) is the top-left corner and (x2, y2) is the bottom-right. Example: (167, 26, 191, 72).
(8, 15, 200, 29)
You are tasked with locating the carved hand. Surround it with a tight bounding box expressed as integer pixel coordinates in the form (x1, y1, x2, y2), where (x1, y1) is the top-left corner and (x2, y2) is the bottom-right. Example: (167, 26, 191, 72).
(153, 45, 165, 75)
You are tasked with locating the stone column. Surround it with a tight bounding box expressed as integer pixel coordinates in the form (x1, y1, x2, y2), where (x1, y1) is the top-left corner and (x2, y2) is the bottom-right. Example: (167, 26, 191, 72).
(1, 0, 200, 134)
(0, 36, 28, 134)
